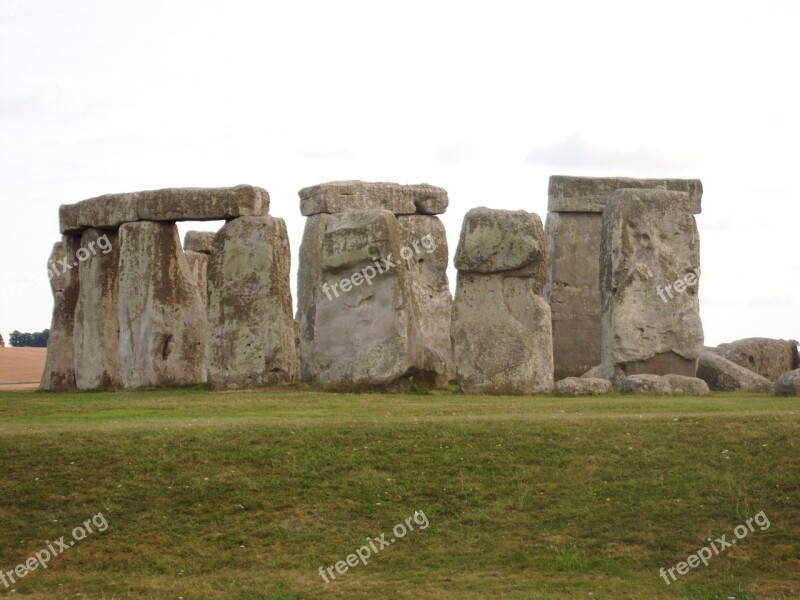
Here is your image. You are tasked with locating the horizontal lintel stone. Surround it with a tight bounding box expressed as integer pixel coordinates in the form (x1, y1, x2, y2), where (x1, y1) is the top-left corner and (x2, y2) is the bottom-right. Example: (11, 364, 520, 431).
(299, 180, 448, 216)
(548, 176, 703, 214)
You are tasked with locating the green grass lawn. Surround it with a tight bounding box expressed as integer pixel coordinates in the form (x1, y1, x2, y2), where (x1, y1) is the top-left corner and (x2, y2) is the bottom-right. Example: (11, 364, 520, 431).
(0, 388, 798, 599)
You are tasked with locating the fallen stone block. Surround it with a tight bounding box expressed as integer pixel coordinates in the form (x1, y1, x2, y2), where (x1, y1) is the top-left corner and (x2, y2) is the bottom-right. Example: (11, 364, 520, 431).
(618, 374, 673, 395)
(662, 374, 710, 396)
(774, 369, 800, 396)
(555, 377, 612, 396)
(716, 338, 800, 382)
(697, 350, 774, 392)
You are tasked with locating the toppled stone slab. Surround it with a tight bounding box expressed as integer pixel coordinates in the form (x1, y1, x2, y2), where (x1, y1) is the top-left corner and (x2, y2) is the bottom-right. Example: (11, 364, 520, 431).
(548, 176, 703, 214)
(618, 374, 673, 395)
(774, 369, 800, 396)
(183, 231, 216, 254)
(600, 189, 703, 380)
(60, 185, 269, 232)
(206, 216, 300, 389)
(397, 215, 454, 387)
(454, 207, 547, 288)
(555, 377, 612, 396)
(299, 181, 447, 216)
(118, 221, 207, 389)
(716, 338, 800, 381)
(662, 374, 710, 396)
(545, 212, 603, 378)
(697, 350, 774, 392)
(73, 229, 121, 390)
(297, 209, 424, 388)
(40, 237, 81, 391)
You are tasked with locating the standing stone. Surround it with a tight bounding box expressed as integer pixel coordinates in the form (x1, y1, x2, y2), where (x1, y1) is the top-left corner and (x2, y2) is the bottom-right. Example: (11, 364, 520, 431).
(298, 209, 423, 388)
(206, 216, 300, 388)
(396, 215, 454, 387)
(40, 237, 81, 391)
(600, 189, 704, 382)
(545, 175, 703, 380)
(183, 231, 216, 311)
(716, 338, 800, 381)
(118, 221, 207, 388)
(451, 208, 553, 394)
(73, 229, 121, 390)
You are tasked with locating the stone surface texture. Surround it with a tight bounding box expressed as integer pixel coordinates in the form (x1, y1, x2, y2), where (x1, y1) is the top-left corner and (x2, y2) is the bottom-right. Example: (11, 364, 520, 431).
(697, 350, 774, 392)
(548, 176, 703, 214)
(716, 338, 800, 381)
(774, 369, 800, 396)
(299, 181, 447, 216)
(555, 377, 612, 396)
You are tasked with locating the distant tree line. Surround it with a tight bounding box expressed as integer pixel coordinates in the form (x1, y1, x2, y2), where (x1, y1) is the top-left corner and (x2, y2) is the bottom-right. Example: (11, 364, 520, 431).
(8, 330, 50, 347)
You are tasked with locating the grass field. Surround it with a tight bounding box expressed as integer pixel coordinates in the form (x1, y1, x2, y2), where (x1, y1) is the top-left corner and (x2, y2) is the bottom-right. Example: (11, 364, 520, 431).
(0, 388, 797, 599)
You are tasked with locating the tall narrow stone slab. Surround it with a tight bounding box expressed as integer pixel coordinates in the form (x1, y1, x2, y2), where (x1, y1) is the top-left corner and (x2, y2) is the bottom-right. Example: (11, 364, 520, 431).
(297, 209, 423, 388)
(600, 189, 704, 381)
(40, 237, 81, 391)
(73, 229, 121, 390)
(206, 216, 300, 389)
(118, 221, 207, 389)
(397, 215, 454, 387)
(545, 175, 704, 379)
(451, 208, 553, 394)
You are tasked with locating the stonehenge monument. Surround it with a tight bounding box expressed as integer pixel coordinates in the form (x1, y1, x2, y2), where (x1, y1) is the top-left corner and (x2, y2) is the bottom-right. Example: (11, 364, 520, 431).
(451, 207, 553, 394)
(295, 181, 453, 389)
(41, 184, 298, 391)
(545, 176, 703, 380)
(40, 174, 795, 396)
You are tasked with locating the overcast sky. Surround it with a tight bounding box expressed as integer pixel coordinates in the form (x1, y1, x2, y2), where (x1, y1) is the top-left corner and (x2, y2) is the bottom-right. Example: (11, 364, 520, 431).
(1, 0, 798, 347)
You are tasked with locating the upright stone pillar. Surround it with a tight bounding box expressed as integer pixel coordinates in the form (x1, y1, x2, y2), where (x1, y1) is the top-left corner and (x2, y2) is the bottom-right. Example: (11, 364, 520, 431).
(40, 237, 81, 391)
(206, 216, 300, 389)
(118, 221, 207, 388)
(600, 189, 704, 381)
(545, 176, 703, 379)
(183, 231, 216, 311)
(451, 207, 553, 394)
(296, 181, 452, 389)
(73, 229, 121, 390)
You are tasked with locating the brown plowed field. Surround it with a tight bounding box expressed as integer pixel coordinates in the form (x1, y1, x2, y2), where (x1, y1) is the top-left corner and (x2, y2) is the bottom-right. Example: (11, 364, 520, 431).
(0, 347, 47, 390)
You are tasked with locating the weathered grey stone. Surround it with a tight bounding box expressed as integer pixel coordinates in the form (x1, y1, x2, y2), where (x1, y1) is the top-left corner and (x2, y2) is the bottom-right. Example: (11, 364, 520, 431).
(662, 374, 710, 396)
(299, 181, 447, 216)
(298, 209, 424, 388)
(118, 221, 207, 389)
(183, 231, 216, 254)
(545, 212, 603, 378)
(697, 350, 774, 392)
(185, 250, 209, 310)
(59, 204, 82, 235)
(580, 365, 604, 379)
(73, 229, 121, 390)
(555, 377, 612, 396)
(716, 338, 800, 381)
(136, 185, 269, 221)
(397, 215, 454, 387)
(454, 208, 546, 287)
(774, 369, 800, 396)
(451, 273, 553, 394)
(618, 374, 672, 395)
(77, 195, 138, 229)
(548, 176, 703, 214)
(40, 237, 81, 391)
(206, 216, 300, 389)
(600, 189, 703, 381)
